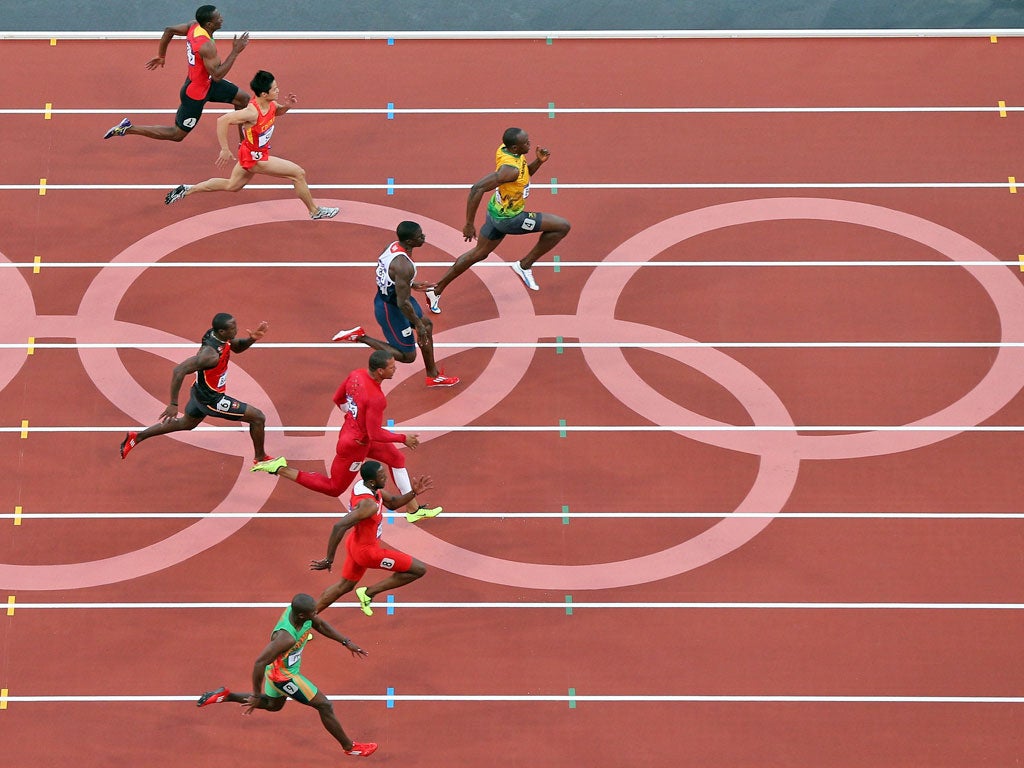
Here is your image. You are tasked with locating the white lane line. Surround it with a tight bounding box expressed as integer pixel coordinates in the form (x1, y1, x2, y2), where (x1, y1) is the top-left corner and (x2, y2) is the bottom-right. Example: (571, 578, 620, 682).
(2, 512, 1020, 520)
(4, 694, 1022, 704)
(3, 425, 1024, 433)
(7, 601, 1024, 610)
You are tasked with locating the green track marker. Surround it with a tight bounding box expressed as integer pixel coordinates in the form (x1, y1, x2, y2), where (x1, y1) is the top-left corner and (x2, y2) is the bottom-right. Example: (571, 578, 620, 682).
(562, 504, 570, 524)
(565, 594, 573, 614)
(556, 336, 564, 355)
(550, 176, 558, 194)
(568, 687, 577, 708)
(553, 254, 561, 273)
(546, 36, 553, 45)
(548, 101, 556, 118)
(559, 418, 567, 437)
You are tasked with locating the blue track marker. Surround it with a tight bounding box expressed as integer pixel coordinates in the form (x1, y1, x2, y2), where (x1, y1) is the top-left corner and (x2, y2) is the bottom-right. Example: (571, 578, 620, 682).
(387, 419, 395, 427)
(386, 687, 395, 708)
(387, 177, 395, 195)
(387, 102, 395, 120)
(386, 594, 395, 615)
(387, 37, 394, 46)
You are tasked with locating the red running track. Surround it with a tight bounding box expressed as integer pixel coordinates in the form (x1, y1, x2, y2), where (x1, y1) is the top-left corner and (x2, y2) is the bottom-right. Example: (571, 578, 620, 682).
(1, 35, 1023, 766)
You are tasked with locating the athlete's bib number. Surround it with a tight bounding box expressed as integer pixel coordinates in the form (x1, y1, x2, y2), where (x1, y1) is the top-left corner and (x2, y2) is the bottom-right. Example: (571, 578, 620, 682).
(287, 650, 303, 667)
(185, 41, 196, 66)
(216, 372, 228, 388)
(282, 680, 299, 695)
(216, 396, 232, 412)
(380, 556, 395, 569)
(521, 217, 537, 231)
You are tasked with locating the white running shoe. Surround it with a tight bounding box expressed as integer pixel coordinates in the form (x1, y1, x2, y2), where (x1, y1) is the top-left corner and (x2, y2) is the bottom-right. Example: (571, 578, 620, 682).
(512, 261, 539, 290)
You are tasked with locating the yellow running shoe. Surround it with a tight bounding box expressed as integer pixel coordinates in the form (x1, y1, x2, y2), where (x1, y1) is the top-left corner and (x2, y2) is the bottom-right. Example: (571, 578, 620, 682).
(406, 505, 442, 523)
(355, 586, 373, 616)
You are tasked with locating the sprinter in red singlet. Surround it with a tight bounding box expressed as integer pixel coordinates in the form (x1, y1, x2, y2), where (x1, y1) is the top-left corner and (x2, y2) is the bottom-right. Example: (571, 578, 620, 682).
(103, 5, 250, 142)
(162, 70, 340, 220)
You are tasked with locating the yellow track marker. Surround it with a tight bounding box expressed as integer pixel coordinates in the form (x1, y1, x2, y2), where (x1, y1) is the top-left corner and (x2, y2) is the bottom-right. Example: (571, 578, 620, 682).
(5, 596, 14, 615)
(39, 178, 46, 196)
(19, 420, 29, 439)
(0, 688, 7, 709)
(1010, 176, 1017, 194)
(1018, 255, 1024, 272)
(999, 100, 1007, 118)
(32, 255, 41, 273)
(26, 337, 35, 356)
(50, 37, 57, 45)
(44, 102, 52, 120)
(13, 507, 21, 526)
(991, 35, 998, 43)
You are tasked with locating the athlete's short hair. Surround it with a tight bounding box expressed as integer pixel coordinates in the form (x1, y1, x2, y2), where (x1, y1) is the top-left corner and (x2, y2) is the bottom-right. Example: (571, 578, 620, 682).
(368, 350, 393, 372)
(250, 70, 275, 97)
(195, 5, 217, 25)
(212, 312, 233, 331)
(502, 127, 524, 147)
(291, 593, 316, 613)
(360, 461, 382, 482)
(396, 221, 421, 242)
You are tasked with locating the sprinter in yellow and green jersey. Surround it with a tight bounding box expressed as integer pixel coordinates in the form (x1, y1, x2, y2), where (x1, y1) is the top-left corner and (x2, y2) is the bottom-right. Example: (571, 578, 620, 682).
(195, 593, 378, 757)
(423, 126, 571, 314)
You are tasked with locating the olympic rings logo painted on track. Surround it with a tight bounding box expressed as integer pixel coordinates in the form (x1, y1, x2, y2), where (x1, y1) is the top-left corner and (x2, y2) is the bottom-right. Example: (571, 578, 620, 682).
(3, 197, 1024, 591)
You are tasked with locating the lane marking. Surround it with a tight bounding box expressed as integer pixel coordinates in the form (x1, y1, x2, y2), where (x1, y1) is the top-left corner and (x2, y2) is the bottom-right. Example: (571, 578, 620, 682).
(43, 102, 52, 120)
(6, 600, 1023, 610)
(999, 100, 1007, 117)
(38, 178, 46, 195)
(26, 337, 34, 355)
(12, 507, 21, 526)
(5, 596, 14, 615)
(6, 259, 1024, 268)
(2, 693, 1019, 704)
(5, 340, 1024, 349)
(1, 511, 1022, 520)
(0, 181, 1016, 191)
(5, 105, 1022, 116)
(562, 504, 570, 524)
(568, 687, 577, 708)
(7, 424, 1024, 434)
(386, 687, 395, 708)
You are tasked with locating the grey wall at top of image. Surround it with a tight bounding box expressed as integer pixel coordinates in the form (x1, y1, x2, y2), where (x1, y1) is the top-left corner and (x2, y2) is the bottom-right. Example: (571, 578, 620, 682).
(1, 0, 1023, 33)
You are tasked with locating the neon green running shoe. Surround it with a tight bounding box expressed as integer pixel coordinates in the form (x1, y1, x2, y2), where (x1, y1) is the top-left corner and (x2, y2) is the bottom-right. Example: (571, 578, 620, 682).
(406, 505, 442, 523)
(355, 586, 373, 616)
(251, 456, 287, 474)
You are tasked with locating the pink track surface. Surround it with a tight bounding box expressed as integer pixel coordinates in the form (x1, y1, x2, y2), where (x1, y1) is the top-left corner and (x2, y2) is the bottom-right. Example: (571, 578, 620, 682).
(2, 36, 1023, 766)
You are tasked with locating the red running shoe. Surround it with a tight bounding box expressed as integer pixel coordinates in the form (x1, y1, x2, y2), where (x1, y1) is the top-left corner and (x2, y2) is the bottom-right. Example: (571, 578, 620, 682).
(119, 432, 138, 460)
(344, 742, 378, 757)
(332, 326, 365, 343)
(196, 687, 231, 707)
(425, 372, 460, 388)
